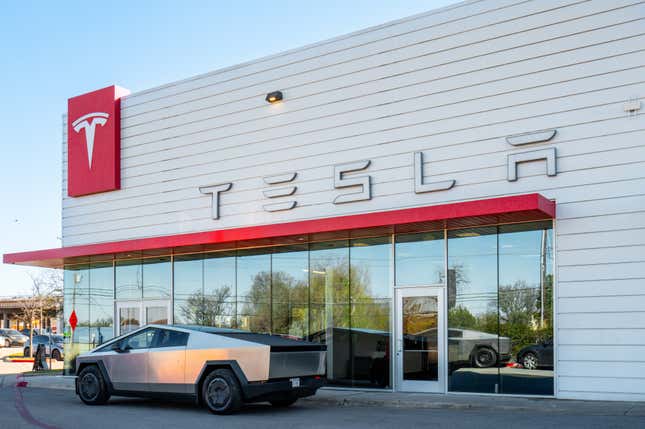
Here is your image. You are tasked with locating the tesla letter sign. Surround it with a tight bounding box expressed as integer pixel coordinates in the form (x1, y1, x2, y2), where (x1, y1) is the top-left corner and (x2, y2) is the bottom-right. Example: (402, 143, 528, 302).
(67, 85, 129, 197)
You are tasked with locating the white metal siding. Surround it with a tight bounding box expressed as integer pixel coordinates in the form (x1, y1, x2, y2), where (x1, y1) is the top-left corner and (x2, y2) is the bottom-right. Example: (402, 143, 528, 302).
(61, 0, 645, 400)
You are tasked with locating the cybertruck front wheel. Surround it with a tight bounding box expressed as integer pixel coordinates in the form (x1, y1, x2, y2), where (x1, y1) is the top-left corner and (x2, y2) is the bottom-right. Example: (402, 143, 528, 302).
(77, 365, 110, 405)
(203, 368, 243, 415)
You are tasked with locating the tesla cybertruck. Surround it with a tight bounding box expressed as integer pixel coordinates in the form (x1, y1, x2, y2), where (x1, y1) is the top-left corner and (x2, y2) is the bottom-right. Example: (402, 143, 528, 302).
(74, 325, 326, 414)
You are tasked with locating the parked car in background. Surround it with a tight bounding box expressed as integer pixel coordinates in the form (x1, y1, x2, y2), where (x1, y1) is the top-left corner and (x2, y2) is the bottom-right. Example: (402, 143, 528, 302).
(0, 334, 10, 348)
(517, 339, 553, 370)
(24, 335, 65, 361)
(75, 325, 326, 414)
(20, 328, 46, 337)
(0, 329, 29, 346)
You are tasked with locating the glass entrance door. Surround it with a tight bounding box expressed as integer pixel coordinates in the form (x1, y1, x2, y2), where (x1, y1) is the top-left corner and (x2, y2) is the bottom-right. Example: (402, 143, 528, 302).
(116, 300, 170, 335)
(117, 302, 141, 335)
(144, 300, 170, 325)
(395, 287, 445, 393)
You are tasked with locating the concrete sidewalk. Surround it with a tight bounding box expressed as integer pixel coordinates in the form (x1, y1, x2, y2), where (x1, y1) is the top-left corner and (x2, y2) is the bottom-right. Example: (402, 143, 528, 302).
(10, 375, 645, 417)
(303, 389, 645, 416)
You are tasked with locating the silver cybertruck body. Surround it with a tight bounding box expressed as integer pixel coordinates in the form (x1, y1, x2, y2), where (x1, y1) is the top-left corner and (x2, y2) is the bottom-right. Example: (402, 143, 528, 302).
(74, 324, 326, 414)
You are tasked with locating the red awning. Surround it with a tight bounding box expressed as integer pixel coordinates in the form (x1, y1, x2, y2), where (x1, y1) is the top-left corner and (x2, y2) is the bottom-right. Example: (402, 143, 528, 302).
(3, 193, 555, 268)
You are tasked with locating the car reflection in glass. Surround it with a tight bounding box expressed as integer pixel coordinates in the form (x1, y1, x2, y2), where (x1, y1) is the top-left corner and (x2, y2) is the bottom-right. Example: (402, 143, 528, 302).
(448, 329, 512, 370)
(516, 338, 553, 370)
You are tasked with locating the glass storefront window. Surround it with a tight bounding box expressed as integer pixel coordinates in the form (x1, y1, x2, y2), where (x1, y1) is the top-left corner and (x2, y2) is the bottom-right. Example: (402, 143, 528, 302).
(349, 237, 391, 388)
(143, 257, 171, 299)
(309, 241, 350, 385)
(204, 252, 236, 328)
(498, 222, 553, 395)
(61, 221, 552, 392)
(64, 262, 111, 374)
(271, 245, 309, 339)
(115, 260, 142, 300)
(174, 252, 236, 327)
(89, 262, 114, 347)
(447, 223, 554, 396)
(173, 254, 203, 325)
(236, 250, 271, 332)
(63, 265, 90, 345)
(395, 231, 444, 285)
(447, 227, 499, 393)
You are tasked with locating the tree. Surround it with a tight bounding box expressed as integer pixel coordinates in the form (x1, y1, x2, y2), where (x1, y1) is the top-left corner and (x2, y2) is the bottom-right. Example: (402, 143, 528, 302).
(233, 250, 392, 337)
(18, 270, 63, 357)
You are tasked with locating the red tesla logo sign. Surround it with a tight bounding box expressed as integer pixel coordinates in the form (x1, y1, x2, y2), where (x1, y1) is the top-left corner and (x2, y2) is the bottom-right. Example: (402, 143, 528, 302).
(69, 310, 78, 331)
(67, 85, 129, 197)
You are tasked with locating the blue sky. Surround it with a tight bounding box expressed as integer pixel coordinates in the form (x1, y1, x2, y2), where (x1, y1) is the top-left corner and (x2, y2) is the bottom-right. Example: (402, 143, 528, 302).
(0, 1, 459, 295)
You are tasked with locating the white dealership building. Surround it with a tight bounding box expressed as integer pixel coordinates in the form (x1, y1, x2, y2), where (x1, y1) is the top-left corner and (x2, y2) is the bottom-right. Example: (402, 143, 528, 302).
(5, 0, 645, 401)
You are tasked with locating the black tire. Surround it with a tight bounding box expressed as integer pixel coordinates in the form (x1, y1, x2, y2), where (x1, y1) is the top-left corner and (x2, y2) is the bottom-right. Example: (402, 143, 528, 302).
(520, 352, 539, 370)
(202, 369, 243, 415)
(4, 339, 10, 348)
(471, 347, 498, 368)
(52, 349, 62, 361)
(270, 397, 298, 408)
(23, 348, 30, 357)
(77, 365, 110, 405)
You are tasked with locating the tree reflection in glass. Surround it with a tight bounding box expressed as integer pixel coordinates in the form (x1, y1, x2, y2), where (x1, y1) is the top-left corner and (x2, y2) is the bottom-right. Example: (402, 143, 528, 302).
(272, 245, 308, 339)
(173, 252, 235, 328)
(447, 222, 554, 396)
(498, 222, 553, 395)
(309, 241, 350, 384)
(237, 251, 271, 332)
(447, 227, 500, 394)
(349, 237, 391, 388)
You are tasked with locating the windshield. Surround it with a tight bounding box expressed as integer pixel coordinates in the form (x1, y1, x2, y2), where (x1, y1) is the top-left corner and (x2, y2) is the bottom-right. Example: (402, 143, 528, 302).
(7, 330, 21, 336)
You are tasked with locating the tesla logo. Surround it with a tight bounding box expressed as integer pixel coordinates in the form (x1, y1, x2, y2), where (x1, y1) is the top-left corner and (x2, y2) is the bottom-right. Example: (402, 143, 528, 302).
(67, 85, 129, 197)
(72, 112, 110, 168)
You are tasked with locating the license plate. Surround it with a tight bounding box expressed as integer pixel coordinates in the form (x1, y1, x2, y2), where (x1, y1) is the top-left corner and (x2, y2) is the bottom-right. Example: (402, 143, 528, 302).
(290, 377, 300, 388)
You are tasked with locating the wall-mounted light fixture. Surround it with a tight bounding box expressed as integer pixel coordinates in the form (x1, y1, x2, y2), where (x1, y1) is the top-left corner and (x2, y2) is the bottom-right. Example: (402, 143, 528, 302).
(265, 90, 283, 104)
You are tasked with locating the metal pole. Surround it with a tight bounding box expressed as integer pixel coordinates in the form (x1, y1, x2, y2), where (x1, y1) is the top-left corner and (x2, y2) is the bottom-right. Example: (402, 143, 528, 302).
(48, 336, 52, 372)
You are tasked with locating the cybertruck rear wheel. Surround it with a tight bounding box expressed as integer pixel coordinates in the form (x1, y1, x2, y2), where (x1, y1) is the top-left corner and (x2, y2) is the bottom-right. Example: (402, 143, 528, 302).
(203, 369, 243, 415)
(77, 365, 110, 405)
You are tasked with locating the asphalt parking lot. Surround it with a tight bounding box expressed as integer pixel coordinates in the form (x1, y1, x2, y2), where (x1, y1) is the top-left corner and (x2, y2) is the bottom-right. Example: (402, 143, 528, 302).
(0, 377, 643, 429)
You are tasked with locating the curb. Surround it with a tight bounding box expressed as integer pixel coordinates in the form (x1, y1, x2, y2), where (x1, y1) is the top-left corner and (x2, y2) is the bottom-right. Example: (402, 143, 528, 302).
(302, 394, 540, 412)
(301, 391, 645, 416)
(20, 376, 75, 391)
